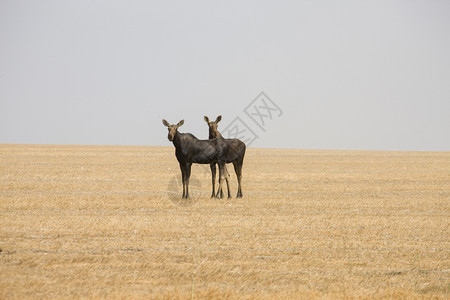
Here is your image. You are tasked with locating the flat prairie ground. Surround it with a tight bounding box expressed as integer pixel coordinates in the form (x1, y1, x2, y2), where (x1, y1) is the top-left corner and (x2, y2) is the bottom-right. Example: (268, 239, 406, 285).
(0, 144, 448, 299)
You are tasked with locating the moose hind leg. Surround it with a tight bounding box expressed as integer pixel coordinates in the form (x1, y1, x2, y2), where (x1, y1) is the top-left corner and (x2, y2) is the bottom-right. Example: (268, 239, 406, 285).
(233, 160, 243, 198)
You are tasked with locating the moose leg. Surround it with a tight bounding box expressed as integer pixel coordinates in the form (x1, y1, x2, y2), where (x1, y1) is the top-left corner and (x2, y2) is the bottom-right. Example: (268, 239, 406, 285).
(210, 163, 216, 198)
(216, 165, 231, 198)
(219, 171, 224, 198)
(185, 163, 192, 199)
(217, 163, 225, 199)
(233, 160, 243, 198)
(215, 174, 221, 198)
(215, 166, 223, 198)
(179, 162, 186, 198)
(224, 164, 231, 198)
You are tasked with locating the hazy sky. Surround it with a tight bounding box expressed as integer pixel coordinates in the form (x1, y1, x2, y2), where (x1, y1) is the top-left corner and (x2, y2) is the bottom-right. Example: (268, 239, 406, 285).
(1, 1, 449, 150)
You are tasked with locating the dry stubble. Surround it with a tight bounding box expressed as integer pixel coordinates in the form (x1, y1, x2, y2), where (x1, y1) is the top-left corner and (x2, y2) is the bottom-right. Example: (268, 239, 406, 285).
(0, 144, 449, 298)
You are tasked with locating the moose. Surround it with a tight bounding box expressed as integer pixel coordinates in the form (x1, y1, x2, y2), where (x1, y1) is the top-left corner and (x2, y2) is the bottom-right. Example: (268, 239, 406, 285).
(204, 115, 246, 198)
(162, 119, 229, 199)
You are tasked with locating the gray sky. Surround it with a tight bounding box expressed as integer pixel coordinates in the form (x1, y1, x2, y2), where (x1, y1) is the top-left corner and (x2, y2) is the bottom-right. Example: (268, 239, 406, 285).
(1, 0, 449, 151)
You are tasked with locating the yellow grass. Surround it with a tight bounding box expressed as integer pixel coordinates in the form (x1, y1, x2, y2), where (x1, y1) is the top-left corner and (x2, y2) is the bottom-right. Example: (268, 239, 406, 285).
(0, 144, 448, 299)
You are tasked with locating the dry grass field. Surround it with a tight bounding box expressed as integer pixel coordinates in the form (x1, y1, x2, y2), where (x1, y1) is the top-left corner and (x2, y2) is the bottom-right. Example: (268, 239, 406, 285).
(0, 144, 448, 299)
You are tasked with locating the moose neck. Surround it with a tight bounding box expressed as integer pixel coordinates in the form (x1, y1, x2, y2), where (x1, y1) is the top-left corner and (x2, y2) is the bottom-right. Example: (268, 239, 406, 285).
(209, 129, 222, 139)
(172, 130, 182, 148)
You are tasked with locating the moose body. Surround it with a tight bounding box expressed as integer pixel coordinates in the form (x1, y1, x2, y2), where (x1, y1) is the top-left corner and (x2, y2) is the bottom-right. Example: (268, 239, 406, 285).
(204, 116, 246, 198)
(163, 119, 229, 199)
(174, 133, 227, 164)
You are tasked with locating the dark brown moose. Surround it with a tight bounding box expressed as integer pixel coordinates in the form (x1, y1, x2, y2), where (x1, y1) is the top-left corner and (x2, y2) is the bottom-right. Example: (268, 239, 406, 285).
(163, 119, 229, 199)
(204, 115, 246, 198)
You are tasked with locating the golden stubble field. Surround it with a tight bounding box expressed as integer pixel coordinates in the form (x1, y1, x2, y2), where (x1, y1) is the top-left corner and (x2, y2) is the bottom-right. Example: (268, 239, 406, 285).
(0, 144, 448, 299)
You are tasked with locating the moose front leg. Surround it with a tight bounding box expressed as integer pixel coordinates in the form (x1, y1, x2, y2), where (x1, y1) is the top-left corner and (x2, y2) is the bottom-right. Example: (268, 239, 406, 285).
(216, 163, 226, 199)
(217, 165, 231, 198)
(224, 164, 231, 198)
(184, 163, 192, 199)
(179, 162, 186, 198)
(210, 163, 216, 198)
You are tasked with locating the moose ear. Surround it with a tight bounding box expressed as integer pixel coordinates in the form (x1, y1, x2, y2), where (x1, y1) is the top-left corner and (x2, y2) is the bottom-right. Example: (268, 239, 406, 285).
(177, 120, 184, 127)
(204, 116, 210, 123)
(162, 119, 170, 127)
(216, 115, 222, 123)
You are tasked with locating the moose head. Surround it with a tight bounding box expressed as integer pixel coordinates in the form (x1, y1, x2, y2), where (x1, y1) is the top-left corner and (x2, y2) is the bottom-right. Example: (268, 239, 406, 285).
(204, 115, 222, 139)
(162, 119, 184, 141)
